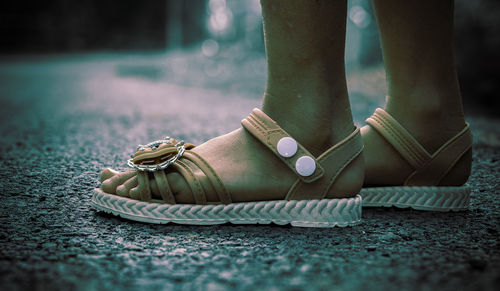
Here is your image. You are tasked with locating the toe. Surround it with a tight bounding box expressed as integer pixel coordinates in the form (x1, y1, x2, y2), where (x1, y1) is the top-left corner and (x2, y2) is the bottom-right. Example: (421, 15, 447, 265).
(101, 168, 119, 182)
(129, 186, 141, 200)
(116, 176, 138, 197)
(101, 169, 137, 194)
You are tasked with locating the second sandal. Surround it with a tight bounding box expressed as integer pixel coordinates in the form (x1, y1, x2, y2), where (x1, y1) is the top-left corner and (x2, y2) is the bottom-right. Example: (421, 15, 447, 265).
(360, 108, 472, 211)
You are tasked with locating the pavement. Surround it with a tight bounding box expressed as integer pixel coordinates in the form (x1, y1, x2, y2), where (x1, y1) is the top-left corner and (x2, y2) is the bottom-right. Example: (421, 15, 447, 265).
(0, 50, 499, 291)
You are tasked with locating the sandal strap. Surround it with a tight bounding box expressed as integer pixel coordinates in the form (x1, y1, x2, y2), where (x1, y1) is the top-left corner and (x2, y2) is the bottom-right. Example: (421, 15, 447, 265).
(366, 108, 472, 186)
(134, 153, 229, 205)
(172, 160, 208, 204)
(366, 108, 431, 169)
(137, 172, 152, 202)
(182, 151, 232, 204)
(131, 140, 230, 204)
(286, 127, 363, 200)
(241, 108, 325, 183)
(153, 171, 176, 204)
(405, 124, 472, 185)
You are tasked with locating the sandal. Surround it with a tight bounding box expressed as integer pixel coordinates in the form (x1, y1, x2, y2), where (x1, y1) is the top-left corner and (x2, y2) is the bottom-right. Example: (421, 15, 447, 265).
(92, 108, 364, 227)
(360, 108, 472, 211)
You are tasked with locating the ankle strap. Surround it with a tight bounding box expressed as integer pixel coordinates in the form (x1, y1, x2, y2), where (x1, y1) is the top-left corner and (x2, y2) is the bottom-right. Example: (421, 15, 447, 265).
(241, 108, 325, 183)
(242, 108, 363, 199)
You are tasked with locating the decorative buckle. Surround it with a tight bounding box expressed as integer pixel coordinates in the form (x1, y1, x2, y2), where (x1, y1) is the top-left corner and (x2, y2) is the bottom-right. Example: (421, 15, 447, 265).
(127, 136, 186, 172)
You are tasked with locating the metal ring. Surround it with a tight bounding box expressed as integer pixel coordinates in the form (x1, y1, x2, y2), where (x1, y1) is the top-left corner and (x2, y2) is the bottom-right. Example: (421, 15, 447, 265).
(127, 138, 185, 172)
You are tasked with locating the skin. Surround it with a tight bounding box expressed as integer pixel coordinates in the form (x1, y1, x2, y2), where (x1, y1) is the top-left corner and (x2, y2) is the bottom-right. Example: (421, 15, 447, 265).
(260, 0, 354, 154)
(102, 0, 362, 203)
(362, 0, 471, 186)
(374, 0, 465, 148)
(101, 0, 470, 201)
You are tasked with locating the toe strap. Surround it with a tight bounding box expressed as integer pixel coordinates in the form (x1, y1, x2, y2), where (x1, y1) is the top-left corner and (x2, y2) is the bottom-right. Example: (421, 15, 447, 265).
(153, 171, 176, 204)
(182, 151, 231, 204)
(172, 160, 207, 204)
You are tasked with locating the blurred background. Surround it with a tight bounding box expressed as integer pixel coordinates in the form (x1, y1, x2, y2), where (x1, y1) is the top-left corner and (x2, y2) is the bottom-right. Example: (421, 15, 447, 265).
(0, 0, 498, 111)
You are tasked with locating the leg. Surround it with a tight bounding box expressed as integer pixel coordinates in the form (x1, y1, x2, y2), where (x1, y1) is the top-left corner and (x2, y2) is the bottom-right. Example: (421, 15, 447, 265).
(362, 0, 471, 186)
(375, 0, 465, 149)
(100, 0, 363, 203)
(261, 0, 354, 154)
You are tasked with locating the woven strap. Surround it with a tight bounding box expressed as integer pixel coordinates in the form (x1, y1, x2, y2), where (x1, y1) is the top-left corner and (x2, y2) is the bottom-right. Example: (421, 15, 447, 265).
(241, 108, 325, 183)
(366, 108, 472, 186)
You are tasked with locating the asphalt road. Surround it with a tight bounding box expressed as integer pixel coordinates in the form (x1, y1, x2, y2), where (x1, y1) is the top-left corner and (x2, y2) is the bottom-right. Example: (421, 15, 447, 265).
(0, 51, 499, 291)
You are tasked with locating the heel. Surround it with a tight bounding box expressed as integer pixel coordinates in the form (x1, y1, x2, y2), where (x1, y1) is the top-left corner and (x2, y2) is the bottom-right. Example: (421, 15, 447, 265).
(439, 148, 472, 186)
(326, 153, 365, 199)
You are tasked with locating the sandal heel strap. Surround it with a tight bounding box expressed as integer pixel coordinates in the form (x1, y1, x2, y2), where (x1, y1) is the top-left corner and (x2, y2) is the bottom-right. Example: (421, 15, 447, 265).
(405, 124, 472, 186)
(366, 108, 431, 169)
(241, 108, 325, 183)
(366, 108, 473, 186)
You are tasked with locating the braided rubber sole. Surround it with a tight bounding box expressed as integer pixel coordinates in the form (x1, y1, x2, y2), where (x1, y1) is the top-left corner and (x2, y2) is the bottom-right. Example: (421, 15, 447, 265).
(360, 186, 470, 211)
(91, 189, 362, 227)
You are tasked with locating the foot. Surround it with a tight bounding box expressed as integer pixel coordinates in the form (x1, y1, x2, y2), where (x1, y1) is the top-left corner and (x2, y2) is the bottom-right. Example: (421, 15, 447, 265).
(361, 107, 472, 187)
(100, 110, 364, 204)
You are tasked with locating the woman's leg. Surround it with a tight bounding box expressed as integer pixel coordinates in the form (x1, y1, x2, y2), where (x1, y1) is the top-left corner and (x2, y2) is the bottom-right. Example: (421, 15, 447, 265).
(261, 0, 354, 154)
(364, 0, 471, 185)
(102, 0, 363, 202)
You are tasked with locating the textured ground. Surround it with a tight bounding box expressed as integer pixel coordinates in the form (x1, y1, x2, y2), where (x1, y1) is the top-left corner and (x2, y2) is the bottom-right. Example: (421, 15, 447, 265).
(0, 51, 499, 291)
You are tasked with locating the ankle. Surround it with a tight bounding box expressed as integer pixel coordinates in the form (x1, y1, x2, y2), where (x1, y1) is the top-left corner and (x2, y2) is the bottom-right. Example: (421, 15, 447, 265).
(385, 94, 466, 153)
(262, 92, 354, 156)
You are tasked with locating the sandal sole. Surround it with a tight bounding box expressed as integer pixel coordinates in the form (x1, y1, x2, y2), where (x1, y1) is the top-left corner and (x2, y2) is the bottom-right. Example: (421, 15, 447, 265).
(91, 189, 362, 227)
(360, 186, 470, 211)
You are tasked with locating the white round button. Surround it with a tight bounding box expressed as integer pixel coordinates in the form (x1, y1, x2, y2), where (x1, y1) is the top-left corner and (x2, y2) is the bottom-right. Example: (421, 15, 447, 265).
(295, 156, 316, 177)
(277, 137, 298, 158)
